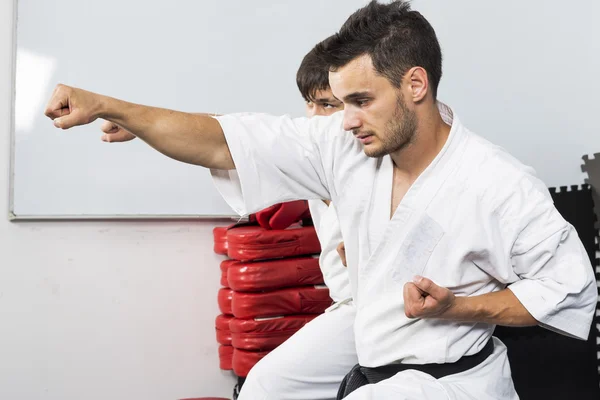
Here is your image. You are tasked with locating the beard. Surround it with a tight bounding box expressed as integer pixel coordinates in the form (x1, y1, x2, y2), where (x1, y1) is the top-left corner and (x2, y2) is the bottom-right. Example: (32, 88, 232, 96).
(362, 94, 417, 158)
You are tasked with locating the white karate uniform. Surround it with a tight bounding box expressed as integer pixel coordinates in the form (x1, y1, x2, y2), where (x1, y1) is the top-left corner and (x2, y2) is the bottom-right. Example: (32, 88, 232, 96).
(308, 200, 352, 305)
(238, 301, 358, 400)
(235, 194, 356, 399)
(211, 103, 598, 399)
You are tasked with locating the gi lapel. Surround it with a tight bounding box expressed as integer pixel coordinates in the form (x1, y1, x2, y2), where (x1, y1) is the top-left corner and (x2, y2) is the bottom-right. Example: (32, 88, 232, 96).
(359, 105, 469, 295)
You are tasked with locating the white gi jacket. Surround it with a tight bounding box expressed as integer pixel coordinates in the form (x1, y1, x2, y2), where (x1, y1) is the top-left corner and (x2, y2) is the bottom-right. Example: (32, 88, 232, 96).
(211, 103, 597, 371)
(308, 200, 352, 305)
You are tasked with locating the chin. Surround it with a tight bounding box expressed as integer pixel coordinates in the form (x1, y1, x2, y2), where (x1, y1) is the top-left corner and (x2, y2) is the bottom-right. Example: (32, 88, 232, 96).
(363, 144, 385, 158)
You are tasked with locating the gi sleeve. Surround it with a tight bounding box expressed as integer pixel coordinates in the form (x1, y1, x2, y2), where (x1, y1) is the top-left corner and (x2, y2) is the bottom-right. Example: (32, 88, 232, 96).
(210, 112, 344, 216)
(500, 174, 598, 340)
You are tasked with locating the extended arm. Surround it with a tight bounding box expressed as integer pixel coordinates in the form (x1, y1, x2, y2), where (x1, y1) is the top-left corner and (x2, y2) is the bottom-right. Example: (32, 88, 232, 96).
(45, 84, 234, 169)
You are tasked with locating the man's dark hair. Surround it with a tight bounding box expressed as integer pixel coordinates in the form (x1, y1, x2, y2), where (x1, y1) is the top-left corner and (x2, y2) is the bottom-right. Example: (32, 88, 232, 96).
(316, 0, 443, 99)
(296, 38, 335, 102)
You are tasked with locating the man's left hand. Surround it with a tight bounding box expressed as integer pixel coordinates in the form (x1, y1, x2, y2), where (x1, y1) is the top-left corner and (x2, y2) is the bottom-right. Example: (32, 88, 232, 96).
(404, 276, 456, 319)
(101, 121, 137, 143)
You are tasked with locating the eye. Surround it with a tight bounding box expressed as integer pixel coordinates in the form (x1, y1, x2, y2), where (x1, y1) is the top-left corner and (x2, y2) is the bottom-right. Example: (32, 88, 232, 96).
(323, 103, 334, 109)
(356, 99, 370, 107)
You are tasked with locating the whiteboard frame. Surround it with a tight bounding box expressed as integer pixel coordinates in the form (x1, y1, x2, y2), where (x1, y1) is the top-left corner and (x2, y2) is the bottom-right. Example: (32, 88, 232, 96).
(8, 213, 247, 222)
(7, 0, 240, 221)
(8, 0, 18, 220)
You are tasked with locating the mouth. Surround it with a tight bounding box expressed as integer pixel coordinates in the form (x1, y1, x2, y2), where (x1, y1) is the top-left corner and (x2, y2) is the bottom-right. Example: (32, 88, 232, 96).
(355, 134, 373, 145)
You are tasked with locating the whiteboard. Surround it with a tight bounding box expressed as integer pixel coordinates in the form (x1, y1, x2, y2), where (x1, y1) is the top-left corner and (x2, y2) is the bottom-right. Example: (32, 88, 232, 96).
(10, 0, 369, 219)
(10, 0, 600, 219)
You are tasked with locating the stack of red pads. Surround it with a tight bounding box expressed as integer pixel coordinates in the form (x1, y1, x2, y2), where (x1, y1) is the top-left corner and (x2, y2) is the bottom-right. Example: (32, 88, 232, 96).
(212, 201, 332, 377)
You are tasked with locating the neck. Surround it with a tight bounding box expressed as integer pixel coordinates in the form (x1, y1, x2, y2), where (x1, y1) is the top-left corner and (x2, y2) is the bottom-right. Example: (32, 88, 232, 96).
(390, 103, 451, 179)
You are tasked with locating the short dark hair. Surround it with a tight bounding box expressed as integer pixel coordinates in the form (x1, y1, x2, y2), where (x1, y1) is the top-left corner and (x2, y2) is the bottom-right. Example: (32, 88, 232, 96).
(296, 38, 334, 102)
(316, 0, 443, 99)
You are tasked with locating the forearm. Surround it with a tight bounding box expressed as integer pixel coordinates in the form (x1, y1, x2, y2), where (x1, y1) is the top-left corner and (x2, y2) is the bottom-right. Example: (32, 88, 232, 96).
(441, 288, 538, 327)
(98, 95, 234, 169)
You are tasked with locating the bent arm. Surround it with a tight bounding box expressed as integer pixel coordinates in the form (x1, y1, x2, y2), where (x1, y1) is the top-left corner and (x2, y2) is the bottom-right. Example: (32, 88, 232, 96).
(406, 277, 537, 327)
(444, 288, 537, 326)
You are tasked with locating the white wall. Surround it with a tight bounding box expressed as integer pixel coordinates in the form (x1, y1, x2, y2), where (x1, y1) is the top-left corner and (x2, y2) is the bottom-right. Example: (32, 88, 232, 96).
(0, 1, 236, 399)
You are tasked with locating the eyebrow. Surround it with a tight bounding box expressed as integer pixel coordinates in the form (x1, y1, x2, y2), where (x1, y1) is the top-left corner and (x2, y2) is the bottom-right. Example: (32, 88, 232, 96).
(313, 96, 341, 104)
(342, 91, 372, 103)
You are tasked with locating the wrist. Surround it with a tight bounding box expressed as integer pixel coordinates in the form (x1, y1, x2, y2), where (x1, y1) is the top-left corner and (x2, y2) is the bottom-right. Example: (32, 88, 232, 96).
(96, 94, 127, 122)
(94, 93, 110, 120)
(440, 296, 472, 321)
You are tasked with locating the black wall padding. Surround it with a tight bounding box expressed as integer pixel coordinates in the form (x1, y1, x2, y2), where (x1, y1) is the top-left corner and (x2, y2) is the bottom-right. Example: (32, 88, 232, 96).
(494, 184, 600, 399)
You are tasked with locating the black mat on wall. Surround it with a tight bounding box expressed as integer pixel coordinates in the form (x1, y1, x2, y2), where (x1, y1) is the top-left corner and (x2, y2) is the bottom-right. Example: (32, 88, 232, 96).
(494, 184, 600, 399)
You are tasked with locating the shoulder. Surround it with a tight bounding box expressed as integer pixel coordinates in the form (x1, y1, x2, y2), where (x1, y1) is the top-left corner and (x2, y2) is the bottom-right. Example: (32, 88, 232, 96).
(462, 132, 548, 206)
(461, 132, 564, 242)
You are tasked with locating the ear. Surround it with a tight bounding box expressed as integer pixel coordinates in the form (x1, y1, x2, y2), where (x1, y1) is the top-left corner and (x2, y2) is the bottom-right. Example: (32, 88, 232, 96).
(406, 66, 429, 103)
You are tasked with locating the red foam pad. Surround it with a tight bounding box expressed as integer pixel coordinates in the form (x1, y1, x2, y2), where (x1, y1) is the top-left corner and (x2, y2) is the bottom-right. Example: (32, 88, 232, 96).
(229, 315, 317, 351)
(227, 257, 323, 292)
(215, 314, 233, 346)
(220, 259, 241, 287)
(255, 200, 310, 230)
(217, 288, 234, 315)
(231, 286, 331, 319)
(218, 345, 234, 370)
(226, 224, 321, 261)
(213, 226, 229, 255)
(220, 271, 228, 288)
(232, 348, 270, 377)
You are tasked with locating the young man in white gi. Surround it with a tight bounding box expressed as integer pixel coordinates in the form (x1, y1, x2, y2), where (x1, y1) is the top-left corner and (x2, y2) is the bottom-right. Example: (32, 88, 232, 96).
(44, 1, 598, 398)
(231, 46, 358, 399)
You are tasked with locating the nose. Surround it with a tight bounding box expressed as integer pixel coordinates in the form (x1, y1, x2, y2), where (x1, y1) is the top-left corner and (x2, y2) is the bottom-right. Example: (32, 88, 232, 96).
(342, 109, 361, 132)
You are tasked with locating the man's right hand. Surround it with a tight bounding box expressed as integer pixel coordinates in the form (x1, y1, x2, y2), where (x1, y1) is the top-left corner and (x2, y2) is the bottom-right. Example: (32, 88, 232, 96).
(44, 84, 103, 130)
(100, 121, 137, 143)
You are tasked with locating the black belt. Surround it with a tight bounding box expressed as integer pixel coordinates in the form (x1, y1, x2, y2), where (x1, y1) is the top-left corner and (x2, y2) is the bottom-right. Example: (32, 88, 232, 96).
(336, 339, 494, 399)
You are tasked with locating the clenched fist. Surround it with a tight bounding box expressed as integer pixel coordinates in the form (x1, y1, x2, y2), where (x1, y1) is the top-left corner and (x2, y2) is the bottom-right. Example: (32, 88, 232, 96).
(44, 84, 103, 129)
(404, 276, 455, 319)
(100, 121, 137, 143)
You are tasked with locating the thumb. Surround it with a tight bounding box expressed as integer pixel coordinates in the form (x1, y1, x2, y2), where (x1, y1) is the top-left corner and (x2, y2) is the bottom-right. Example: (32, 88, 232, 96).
(101, 130, 137, 143)
(412, 276, 445, 300)
(53, 110, 83, 130)
(100, 120, 119, 133)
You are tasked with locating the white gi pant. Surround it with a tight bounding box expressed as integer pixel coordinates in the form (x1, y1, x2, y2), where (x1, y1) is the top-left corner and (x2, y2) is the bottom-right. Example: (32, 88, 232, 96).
(238, 302, 358, 400)
(239, 317, 517, 400)
(343, 338, 517, 400)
